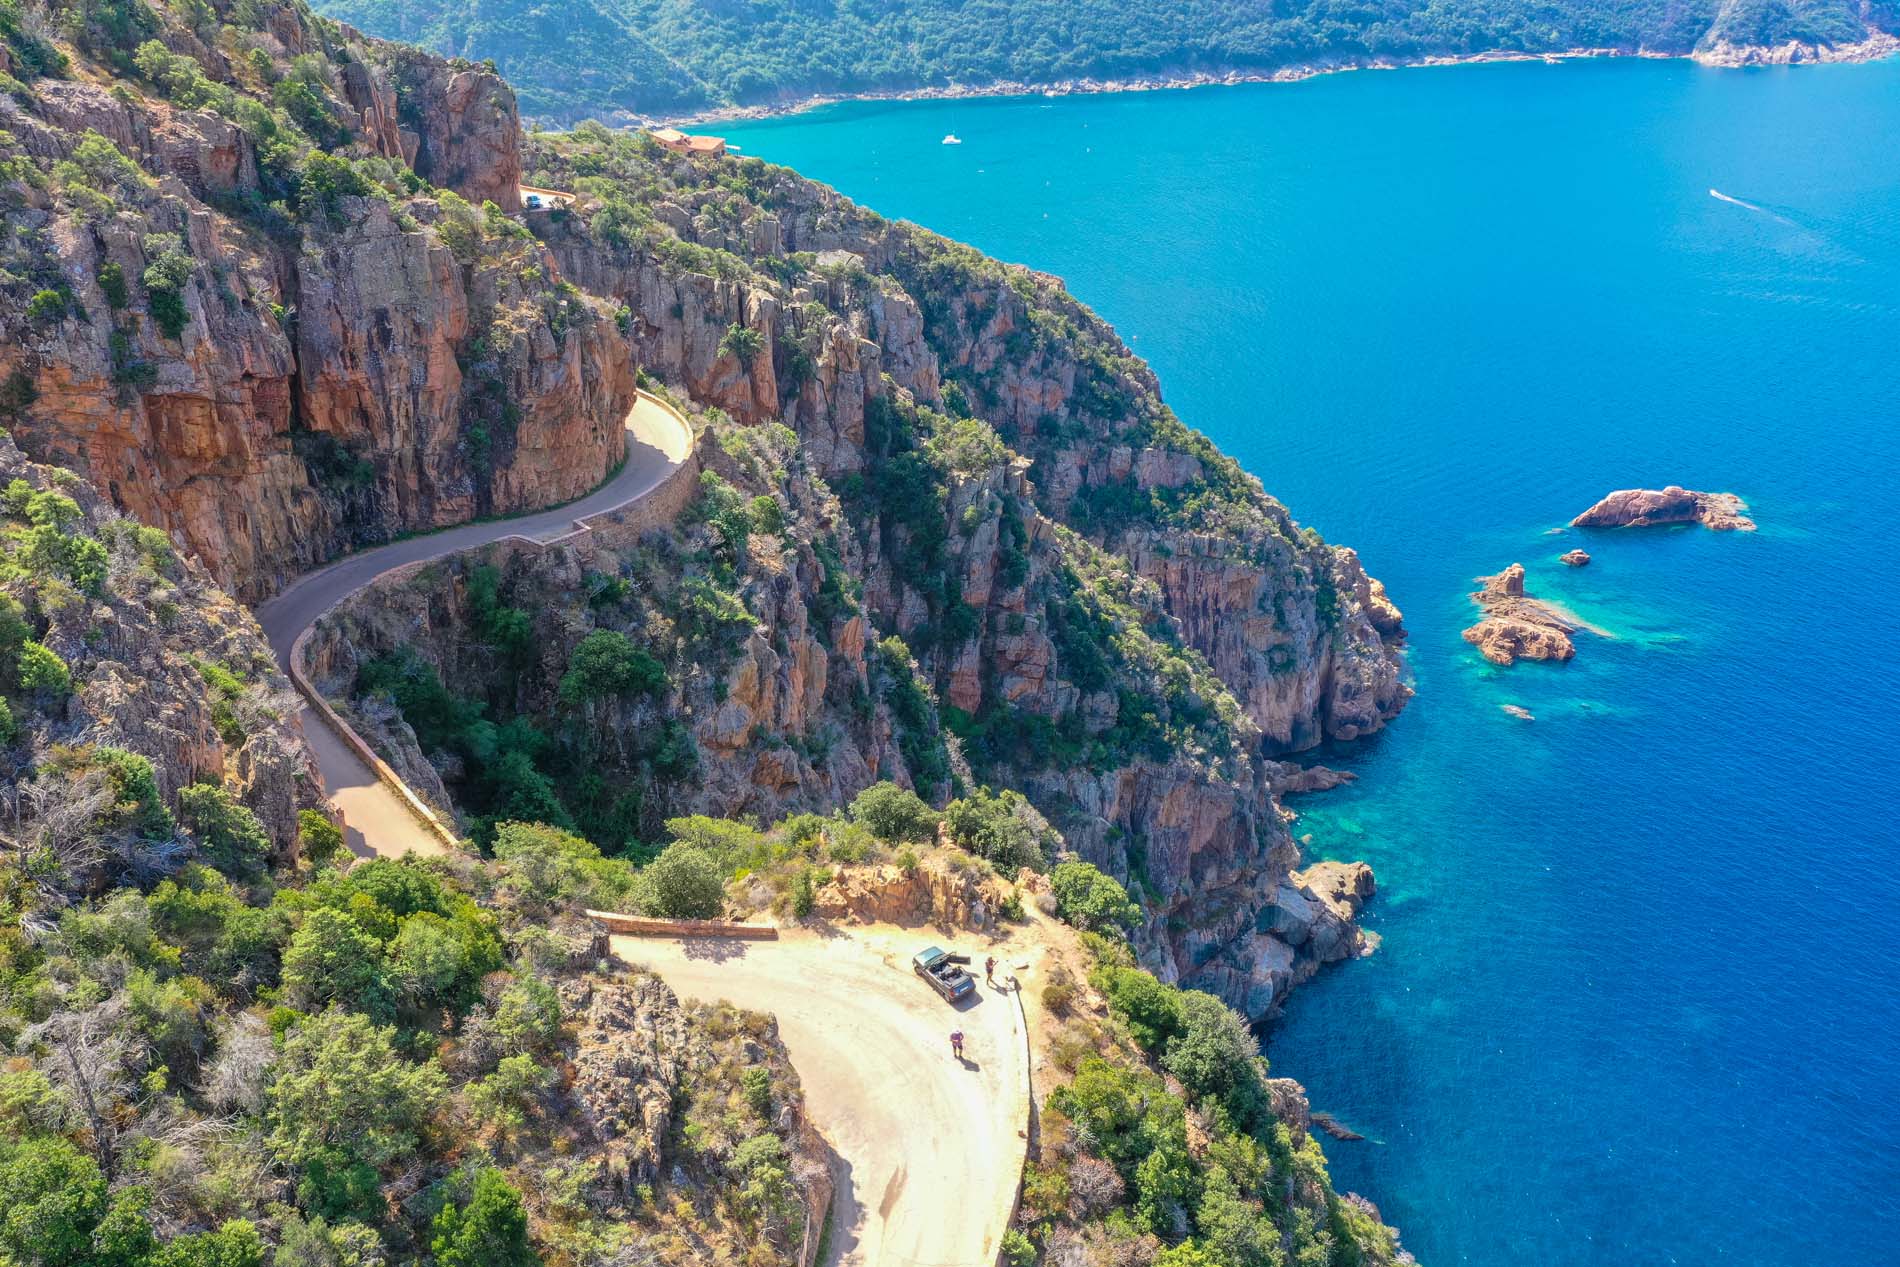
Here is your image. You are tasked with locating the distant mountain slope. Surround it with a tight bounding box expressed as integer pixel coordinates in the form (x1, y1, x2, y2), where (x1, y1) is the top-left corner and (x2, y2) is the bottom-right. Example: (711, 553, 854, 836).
(316, 0, 715, 117)
(314, 0, 1898, 122)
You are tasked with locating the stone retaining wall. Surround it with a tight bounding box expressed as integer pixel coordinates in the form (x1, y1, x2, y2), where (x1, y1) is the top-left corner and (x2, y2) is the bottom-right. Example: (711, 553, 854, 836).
(585, 909, 780, 939)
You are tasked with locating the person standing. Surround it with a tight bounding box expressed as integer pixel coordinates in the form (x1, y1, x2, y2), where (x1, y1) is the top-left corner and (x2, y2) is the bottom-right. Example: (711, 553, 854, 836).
(950, 1030, 965, 1059)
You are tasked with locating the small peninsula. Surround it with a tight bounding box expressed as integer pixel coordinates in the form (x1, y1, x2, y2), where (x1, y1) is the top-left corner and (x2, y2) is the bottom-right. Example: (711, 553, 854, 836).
(1462, 564, 1579, 666)
(1572, 486, 1757, 531)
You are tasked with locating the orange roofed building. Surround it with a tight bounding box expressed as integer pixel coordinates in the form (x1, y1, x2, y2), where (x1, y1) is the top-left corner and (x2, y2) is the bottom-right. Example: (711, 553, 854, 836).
(648, 127, 727, 157)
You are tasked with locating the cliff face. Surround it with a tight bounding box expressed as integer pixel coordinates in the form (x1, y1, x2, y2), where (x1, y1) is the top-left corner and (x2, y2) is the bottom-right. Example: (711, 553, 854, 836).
(533, 166, 1408, 758)
(5, 6, 1404, 1023)
(508, 134, 1407, 1016)
(0, 10, 629, 601)
(0, 430, 316, 851)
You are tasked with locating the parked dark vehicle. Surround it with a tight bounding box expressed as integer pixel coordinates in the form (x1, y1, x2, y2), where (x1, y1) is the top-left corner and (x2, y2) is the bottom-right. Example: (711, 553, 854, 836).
(912, 945, 975, 1002)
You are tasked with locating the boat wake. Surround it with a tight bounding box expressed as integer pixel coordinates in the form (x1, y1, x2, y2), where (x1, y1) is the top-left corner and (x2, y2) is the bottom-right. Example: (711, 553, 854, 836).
(1709, 188, 1797, 227)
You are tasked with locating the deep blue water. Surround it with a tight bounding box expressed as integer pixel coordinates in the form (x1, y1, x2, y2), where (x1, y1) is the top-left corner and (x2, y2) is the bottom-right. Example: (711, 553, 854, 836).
(719, 58, 1900, 1265)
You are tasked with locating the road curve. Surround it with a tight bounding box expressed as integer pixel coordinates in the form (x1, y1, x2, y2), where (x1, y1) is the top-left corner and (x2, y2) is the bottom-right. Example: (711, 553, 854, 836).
(617, 930, 1029, 1267)
(257, 391, 694, 859)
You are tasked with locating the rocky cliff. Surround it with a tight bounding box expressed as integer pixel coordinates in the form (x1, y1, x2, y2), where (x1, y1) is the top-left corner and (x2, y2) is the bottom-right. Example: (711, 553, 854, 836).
(0, 4, 630, 601)
(0, 428, 315, 854)
(6, 4, 1405, 1024)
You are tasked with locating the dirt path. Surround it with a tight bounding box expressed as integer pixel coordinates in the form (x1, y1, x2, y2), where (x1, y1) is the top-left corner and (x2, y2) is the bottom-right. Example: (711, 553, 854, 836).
(616, 927, 1031, 1267)
(256, 392, 693, 858)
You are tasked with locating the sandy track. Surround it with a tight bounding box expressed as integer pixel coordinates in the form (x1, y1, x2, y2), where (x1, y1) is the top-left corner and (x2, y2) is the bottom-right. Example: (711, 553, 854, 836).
(255, 393, 692, 858)
(616, 928, 1030, 1267)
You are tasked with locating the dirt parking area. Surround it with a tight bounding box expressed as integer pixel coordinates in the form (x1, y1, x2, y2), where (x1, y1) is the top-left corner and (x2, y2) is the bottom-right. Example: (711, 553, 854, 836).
(614, 925, 1032, 1267)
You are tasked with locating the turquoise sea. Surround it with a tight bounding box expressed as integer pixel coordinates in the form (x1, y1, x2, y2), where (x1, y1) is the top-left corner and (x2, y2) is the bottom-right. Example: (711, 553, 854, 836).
(719, 58, 1900, 1265)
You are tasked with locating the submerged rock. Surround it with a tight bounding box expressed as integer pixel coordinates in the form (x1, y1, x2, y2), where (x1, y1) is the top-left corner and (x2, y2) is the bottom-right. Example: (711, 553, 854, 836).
(1461, 564, 1578, 666)
(1311, 1112, 1367, 1142)
(1571, 486, 1756, 532)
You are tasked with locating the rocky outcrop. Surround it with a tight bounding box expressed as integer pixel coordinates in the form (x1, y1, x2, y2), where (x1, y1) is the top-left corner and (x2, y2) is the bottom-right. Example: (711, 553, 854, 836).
(1571, 486, 1756, 532)
(528, 157, 1408, 759)
(1561, 548, 1591, 566)
(811, 855, 1011, 929)
(1694, 30, 1900, 67)
(0, 433, 317, 850)
(1461, 563, 1579, 666)
(0, 15, 624, 602)
(566, 973, 698, 1199)
(562, 970, 831, 1254)
(1192, 859, 1378, 1020)
(1268, 761, 1357, 795)
(369, 46, 525, 210)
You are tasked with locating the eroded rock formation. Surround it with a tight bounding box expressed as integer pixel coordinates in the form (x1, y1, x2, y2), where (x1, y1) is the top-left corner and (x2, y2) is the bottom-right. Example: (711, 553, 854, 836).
(0, 23, 630, 602)
(1571, 486, 1756, 532)
(1462, 563, 1579, 666)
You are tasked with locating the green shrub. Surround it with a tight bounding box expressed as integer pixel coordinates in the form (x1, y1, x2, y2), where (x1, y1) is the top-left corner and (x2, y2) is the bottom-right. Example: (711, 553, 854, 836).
(17, 640, 70, 695)
(294, 1148, 381, 1225)
(823, 819, 874, 864)
(717, 322, 764, 367)
(295, 150, 369, 223)
(742, 1066, 772, 1117)
(1162, 987, 1267, 1122)
(142, 244, 194, 339)
(298, 809, 344, 867)
(53, 130, 150, 194)
(558, 628, 666, 704)
(25, 288, 66, 324)
(97, 261, 127, 308)
(492, 975, 563, 1056)
(467, 1054, 552, 1137)
(492, 819, 638, 912)
(176, 782, 271, 877)
(95, 745, 173, 838)
(432, 1169, 537, 1267)
(267, 1008, 444, 1171)
(641, 842, 724, 919)
(747, 493, 783, 534)
(0, 1136, 112, 1265)
(1096, 965, 1185, 1052)
(943, 786, 1048, 872)
(1049, 859, 1140, 933)
(790, 866, 815, 918)
(848, 780, 937, 844)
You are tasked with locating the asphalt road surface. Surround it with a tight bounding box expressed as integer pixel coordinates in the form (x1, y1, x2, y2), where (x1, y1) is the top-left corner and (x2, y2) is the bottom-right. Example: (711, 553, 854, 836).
(256, 392, 692, 858)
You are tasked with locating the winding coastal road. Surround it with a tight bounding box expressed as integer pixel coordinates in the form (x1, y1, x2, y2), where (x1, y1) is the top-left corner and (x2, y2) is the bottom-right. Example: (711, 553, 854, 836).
(253, 392, 1031, 1267)
(256, 391, 694, 859)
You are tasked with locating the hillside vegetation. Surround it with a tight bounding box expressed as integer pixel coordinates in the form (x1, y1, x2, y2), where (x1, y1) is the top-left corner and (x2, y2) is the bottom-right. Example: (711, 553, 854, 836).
(315, 0, 1900, 121)
(0, 0, 1418, 1260)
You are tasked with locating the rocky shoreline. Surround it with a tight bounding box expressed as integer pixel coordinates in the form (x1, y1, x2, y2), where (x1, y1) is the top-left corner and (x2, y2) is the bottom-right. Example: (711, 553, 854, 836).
(656, 39, 1897, 127)
(1693, 30, 1900, 67)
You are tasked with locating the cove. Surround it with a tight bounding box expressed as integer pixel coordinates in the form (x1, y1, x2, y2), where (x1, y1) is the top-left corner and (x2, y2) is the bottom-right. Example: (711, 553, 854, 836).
(719, 56, 1900, 1265)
